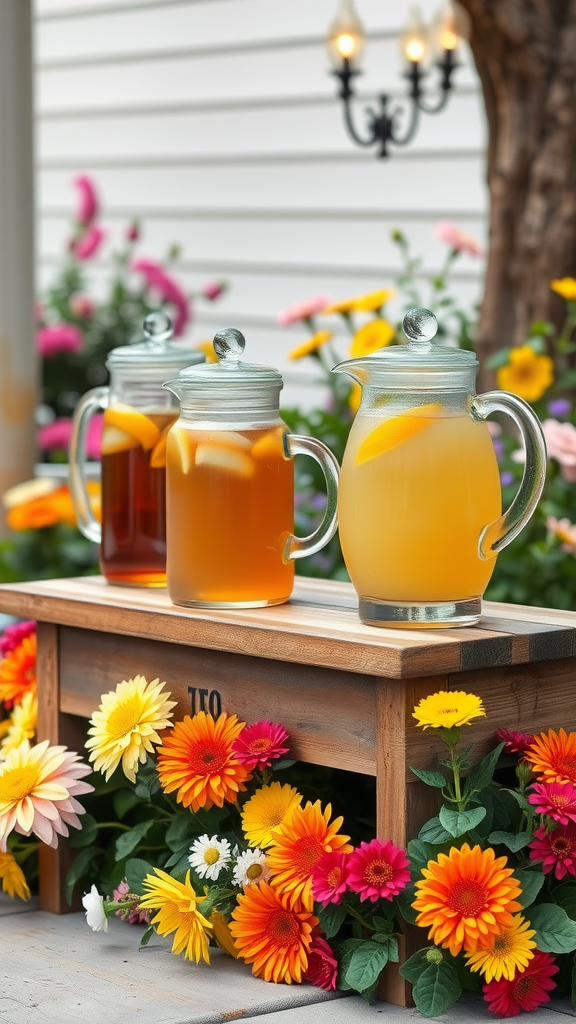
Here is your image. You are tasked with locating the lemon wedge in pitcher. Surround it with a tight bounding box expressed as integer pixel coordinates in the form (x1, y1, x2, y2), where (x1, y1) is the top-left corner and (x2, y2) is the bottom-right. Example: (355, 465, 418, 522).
(105, 404, 160, 451)
(355, 403, 443, 465)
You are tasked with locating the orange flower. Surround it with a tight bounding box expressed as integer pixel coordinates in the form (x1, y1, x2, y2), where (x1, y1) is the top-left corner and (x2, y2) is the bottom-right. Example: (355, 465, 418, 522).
(412, 843, 523, 957)
(5, 482, 100, 532)
(156, 711, 250, 811)
(525, 728, 576, 786)
(267, 800, 352, 910)
(0, 636, 37, 707)
(229, 881, 318, 983)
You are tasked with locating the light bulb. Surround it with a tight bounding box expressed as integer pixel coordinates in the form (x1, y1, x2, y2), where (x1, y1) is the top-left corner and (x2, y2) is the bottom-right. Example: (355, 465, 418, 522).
(399, 6, 428, 65)
(431, 2, 469, 57)
(327, 0, 365, 68)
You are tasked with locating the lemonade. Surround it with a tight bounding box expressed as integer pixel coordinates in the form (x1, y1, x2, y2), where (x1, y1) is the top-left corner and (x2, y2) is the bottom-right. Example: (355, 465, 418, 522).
(338, 404, 501, 604)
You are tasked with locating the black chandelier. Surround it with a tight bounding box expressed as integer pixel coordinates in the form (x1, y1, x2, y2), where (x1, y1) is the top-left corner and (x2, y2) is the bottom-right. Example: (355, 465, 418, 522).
(327, 1, 467, 158)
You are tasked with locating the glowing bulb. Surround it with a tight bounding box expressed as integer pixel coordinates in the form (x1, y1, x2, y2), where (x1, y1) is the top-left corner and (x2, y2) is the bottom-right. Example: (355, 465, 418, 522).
(441, 26, 458, 49)
(405, 38, 426, 62)
(399, 7, 428, 65)
(327, 0, 365, 68)
(431, 4, 467, 57)
(337, 32, 357, 58)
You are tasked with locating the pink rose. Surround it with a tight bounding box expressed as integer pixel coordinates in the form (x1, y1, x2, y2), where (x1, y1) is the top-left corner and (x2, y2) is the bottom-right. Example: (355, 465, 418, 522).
(73, 225, 105, 261)
(277, 295, 331, 327)
(73, 175, 99, 226)
(433, 220, 483, 257)
(542, 419, 576, 481)
(131, 258, 191, 336)
(70, 294, 95, 319)
(125, 220, 140, 243)
(37, 414, 102, 459)
(37, 323, 83, 357)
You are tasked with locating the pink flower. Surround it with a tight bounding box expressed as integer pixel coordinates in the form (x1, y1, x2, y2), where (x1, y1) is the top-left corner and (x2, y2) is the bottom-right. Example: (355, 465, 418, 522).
(277, 295, 331, 327)
(311, 850, 350, 906)
(542, 419, 576, 482)
(73, 225, 105, 261)
(125, 220, 140, 243)
(547, 516, 576, 554)
(303, 936, 338, 991)
(529, 823, 576, 879)
(37, 414, 102, 459)
(131, 258, 191, 337)
(112, 878, 151, 925)
(528, 781, 576, 824)
(73, 175, 99, 226)
(433, 220, 483, 257)
(232, 721, 289, 771)
(0, 621, 35, 656)
(37, 323, 83, 357)
(203, 280, 226, 302)
(70, 295, 95, 319)
(496, 728, 535, 755)
(347, 838, 410, 903)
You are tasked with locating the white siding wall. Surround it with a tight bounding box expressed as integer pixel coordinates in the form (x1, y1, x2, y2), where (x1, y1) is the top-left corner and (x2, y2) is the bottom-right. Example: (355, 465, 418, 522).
(34, 0, 488, 408)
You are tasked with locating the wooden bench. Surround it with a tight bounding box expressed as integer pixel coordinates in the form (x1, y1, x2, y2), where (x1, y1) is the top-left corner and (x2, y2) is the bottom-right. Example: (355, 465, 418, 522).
(1, 575, 576, 1005)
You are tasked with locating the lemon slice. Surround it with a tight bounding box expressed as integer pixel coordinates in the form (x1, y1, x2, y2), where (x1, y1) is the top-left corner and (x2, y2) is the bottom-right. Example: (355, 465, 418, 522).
(170, 427, 195, 474)
(101, 424, 139, 455)
(105, 404, 160, 451)
(252, 427, 287, 461)
(149, 424, 173, 469)
(355, 403, 443, 465)
(196, 443, 255, 478)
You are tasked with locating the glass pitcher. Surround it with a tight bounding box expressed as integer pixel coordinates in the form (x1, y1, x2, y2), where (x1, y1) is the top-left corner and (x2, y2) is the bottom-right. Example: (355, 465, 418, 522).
(333, 308, 546, 628)
(69, 312, 204, 586)
(163, 327, 340, 608)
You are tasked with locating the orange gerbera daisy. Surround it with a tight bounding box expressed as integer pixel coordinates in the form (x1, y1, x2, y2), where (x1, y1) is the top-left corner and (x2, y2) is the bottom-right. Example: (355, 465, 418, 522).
(412, 843, 523, 957)
(0, 636, 37, 707)
(229, 881, 318, 984)
(267, 800, 352, 910)
(156, 711, 250, 811)
(525, 728, 576, 786)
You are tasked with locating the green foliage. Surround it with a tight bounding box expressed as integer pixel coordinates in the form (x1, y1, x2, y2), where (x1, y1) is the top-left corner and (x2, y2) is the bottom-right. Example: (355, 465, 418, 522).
(530, 904, 576, 954)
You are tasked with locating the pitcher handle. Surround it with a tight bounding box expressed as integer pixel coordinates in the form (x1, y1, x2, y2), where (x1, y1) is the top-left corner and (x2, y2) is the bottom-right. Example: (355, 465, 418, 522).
(283, 434, 340, 561)
(471, 391, 546, 559)
(68, 386, 108, 544)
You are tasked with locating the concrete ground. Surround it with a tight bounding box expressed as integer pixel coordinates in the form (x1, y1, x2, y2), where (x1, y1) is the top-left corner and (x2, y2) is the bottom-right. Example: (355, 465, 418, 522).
(1, 895, 575, 1024)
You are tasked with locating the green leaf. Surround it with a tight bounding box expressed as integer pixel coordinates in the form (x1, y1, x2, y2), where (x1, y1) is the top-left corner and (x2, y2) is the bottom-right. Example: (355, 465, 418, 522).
(500, 788, 533, 816)
(115, 820, 154, 861)
(399, 948, 434, 984)
(553, 883, 576, 921)
(114, 789, 141, 820)
(485, 349, 511, 369)
(271, 759, 296, 772)
(439, 805, 486, 838)
(407, 839, 439, 868)
(337, 939, 364, 991)
(530, 903, 576, 953)
(69, 814, 99, 849)
(344, 941, 390, 993)
(412, 961, 462, 1018)
(464, 744, 504, 797)
(488, 830, 533, 853)
(397, 882, 418, 925)
(513, 869, 545, 910)
(371, 916, 394, 935)
(316, 902, 346, 939)
(409, 767, 447, 788)
(65, 847, 98, 905)
(125, 857, 155, 896)
(165, 814, 198, 853)
(530, 320, 555, 337)
(139, 924, 154, 948)
(418, 817, 452, 844)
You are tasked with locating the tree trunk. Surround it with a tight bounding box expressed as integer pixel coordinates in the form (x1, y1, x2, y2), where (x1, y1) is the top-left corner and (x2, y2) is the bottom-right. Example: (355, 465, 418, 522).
(457, 0, 576, 385)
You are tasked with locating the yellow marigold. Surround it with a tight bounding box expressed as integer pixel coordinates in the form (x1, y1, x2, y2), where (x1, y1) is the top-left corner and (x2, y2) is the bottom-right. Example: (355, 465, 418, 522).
(496, 346, 554, 403)
(551, 278, 576, 301)
(0, 851, 30, 900)
(412, 843, 523, 957)
(413, 690, 485, 730)
(139, 869, 213, 964)
(525, 728, 576, 786)
(0, 691, 37, 758)
(267, 799, 352, 910)
(0, 636, 37, 707)
(157, 711, 249, 811)
(325, 289, 395, 315)
(241, 781, 303, 849)
(194, 340, 219, 363)
(465, 914, 536, 982)
(229, 881, 317, 984)
(86, 675, 176, 782)
(350, 319, 395, 358)
(210, 910, 240, 958)
(287, 331, 332, 361)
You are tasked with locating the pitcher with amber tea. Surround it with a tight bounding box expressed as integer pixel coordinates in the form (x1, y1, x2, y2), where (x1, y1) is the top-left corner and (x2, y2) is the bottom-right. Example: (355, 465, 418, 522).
(69, 312, 204, 586)
(163, 327, 340, 608)
(334, 308, 546, 628)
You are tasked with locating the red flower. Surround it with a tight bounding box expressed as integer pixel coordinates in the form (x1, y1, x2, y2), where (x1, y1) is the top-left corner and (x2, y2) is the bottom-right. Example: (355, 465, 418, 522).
(73, 175, 98, 226)
(0, 621, 35, 656)
(529, 822, 576, 879)
(311, 850, 350, 906)
(37, 323, 83, 358)
(232, 721, 289, 771)
(482, 950, 558, 1017)
(347, 838, 410, 903)
(496, 728, 535, 755)
(73, 225, 105, 261)
(125, 220, 140, 243)
(303, 936, 338, 991)
(131, 258, 191, 336)
(528, 781, 576, 824)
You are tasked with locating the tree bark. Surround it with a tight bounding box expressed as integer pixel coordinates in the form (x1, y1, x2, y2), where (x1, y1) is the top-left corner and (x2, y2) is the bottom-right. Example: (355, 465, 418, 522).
(457, 0, 576, 385)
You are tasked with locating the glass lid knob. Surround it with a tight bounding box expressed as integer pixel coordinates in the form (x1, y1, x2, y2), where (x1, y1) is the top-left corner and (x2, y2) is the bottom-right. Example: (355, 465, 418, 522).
(213, 326, 245, 364)
(143, 311, 173, 346)
(403, 307, 438, 352)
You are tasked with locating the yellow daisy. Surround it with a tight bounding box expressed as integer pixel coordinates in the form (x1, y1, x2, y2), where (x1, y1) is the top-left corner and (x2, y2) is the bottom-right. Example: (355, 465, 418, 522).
(496, 346, 554, 403)
(194, 340, 219, 363)
(349, 382, 362, 415)
(0, 851, 30, 900)
(350, 319, 395, 358)
(242, 781, 303, 849)
(86, 675, 176, 782)
(0, 692, 38, 759)
(465, 915, 537, 982)
(551, 278, 576, 301)
(413, 690, 485, 730)
(139, 868, 213, 964)
(287, 331, 332, 361)
(351, 289, 396, 312)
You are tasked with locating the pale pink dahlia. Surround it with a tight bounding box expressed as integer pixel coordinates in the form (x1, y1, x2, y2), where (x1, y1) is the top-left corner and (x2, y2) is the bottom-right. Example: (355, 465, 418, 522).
(529, 823, 576, 879)
(277, 295, 331, 327)
(311, 849, 350, 906)
(347, 838, 410, 903)
(528, 781, 576, 825)
(232, 721, 289, 771)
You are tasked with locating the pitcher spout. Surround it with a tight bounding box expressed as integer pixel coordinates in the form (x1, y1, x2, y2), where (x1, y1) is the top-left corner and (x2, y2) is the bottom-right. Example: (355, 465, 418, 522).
(331, 357, 370, 386)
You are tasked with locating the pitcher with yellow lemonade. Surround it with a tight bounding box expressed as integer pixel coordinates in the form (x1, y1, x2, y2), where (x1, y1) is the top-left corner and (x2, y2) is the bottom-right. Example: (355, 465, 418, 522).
(334, 308, 546, 628)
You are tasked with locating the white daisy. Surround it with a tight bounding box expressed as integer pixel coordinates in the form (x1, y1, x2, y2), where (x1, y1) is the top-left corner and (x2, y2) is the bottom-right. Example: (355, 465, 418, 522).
(232, 848, 271, 887)
(82, 885, 108, 932)
(189, 834, 232, 880)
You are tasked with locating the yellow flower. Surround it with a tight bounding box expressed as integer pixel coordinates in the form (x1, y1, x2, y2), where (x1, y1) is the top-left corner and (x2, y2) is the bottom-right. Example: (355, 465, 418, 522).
(0, 720, 10, 741)
(349, 382, 362, 415)
(210, 910, 240, 958)
(551, 278, 576, 301)
(195, 340, 219, 363)
(325, 289, 395, 315)
(241, 781, 303, 849)
(287, 331, 332, 361)
(0, 691, 38, 758)
(139, 869, 213, 964)
(413, 690, 485, 730)
(496, 346, 554, 403)
(465, 914, 537, 982)
(0, 851, 30, 900)
(86, 675, 176, 782)
(350, 319, 395, 358)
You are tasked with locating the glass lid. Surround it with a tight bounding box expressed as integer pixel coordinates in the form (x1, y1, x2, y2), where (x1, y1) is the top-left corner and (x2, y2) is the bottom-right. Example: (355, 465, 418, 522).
(334, 307, 478, 372)
(106, 311, 204, 369)
(173, 327, 283, 388)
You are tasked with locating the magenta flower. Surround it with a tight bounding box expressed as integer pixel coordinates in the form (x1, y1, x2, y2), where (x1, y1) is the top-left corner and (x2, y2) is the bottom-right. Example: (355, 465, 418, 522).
(36, 415, 101, 459)
(0, 620, 35, 656)
(131, 258, 191, 336)
(37, 323, 83, 358)
(112, 879, 151, 925)
(277, 295, 331, 327)
(202, 280, 226, 302)
(311, 850, 350, 906)
(69, 294, 95, 319)
(303, 936, 338, 991)
(73, 225, 105, 261)
(347, 839, 410, 903)
(496, 728, 535, 756)
(529, 823, 576, 880)
(232, 721, 289, 771)
(529, 781, 576, 824)
(125, 220, 140, 243)
(73, 175, 99, 226)
(433, 221, 483, 257)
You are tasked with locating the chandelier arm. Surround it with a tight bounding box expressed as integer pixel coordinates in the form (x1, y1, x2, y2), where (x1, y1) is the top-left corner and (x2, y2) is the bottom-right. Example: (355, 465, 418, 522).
(416, 89, 450, 115)
(388, 95, 421, 148)
(342, 95, 381, 148)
